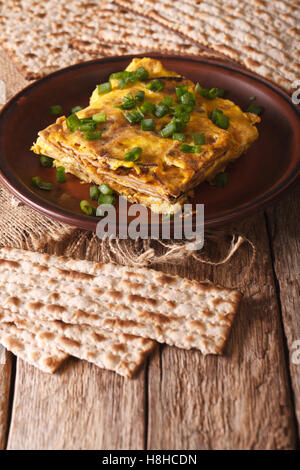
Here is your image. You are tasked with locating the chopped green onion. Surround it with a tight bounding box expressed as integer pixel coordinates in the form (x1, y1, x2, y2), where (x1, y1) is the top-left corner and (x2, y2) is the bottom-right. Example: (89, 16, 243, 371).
(40, 155, 53, 168)
(173, 133, 186, 142)
(90, 185, 100, 201)
(135, 90, 145, 101)
(173, 105, 191, 123)
(146, 79, 164, 92)
(195, 85, 225, 100)
(79, 120, 97, 132)
(99, 183, 113, 195)
(110, 68, 149, 88)
(83, 131, 102, 140)
(216, 88, 225, 97)
(56, 166, 66, 183)
(66, 113, 80, 132)
(214, 172, 228, 188)
(97, 82, 112, 95)
(71, 105, 83, 114)
(79, 117, 94, 123)
(211, 108, 230, 129)
(124, 109, 144, 124)
(180, 92, 196, 110)
(80, 200, 95, 216)
(124, 147, 142, 161)
(98, 193, 115, 205)
(92, 113, 107, 123)
(135, 67, 149, 81)
(193, 133, 206, 145)
(141, 118, 155, 131)
(49, 105, 62, 115)
(118, 93, 137, 110)
(180, 144, 201, 154)
(246, 101, 262, 115)
(249, 96, 256, 101)
(176, 85, 188, 100)
(31, 176, 53, 191)
(172, 116, 188, 132)
(154, 102, 169, 118)
(163, 96, 173, 106)
(161, 120, 177, 138)
(140, 101, 155, 114)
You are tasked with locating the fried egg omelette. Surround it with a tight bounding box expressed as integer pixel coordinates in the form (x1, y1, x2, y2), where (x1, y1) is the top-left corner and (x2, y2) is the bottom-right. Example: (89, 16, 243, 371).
(32, 58, 260, 213)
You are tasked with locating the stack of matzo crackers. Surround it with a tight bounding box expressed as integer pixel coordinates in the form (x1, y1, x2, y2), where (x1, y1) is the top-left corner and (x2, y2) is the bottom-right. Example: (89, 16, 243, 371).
(0, 0, 298, 91)
(0, 247, 241, 378)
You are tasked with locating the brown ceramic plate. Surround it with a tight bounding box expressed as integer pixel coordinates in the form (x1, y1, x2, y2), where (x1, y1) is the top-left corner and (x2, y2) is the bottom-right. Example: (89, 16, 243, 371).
(0, 54, 299, 231)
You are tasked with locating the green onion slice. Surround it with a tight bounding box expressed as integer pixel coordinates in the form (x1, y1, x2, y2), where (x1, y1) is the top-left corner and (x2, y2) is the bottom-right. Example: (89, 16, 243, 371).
(31, 176, 53, 191)
(40, 155, 53, 168)
(66, 113, 80, 132)
(118, 93, 137, 110)
(92, 113, 107, 123)
(163, 96, 173, 106)
(90, 185, 100, 201)
(56, 166, 66, 183)
(71, 105, 83, 114)
(193, 133, 206, 145)
(99, 183, 113, 195)
(214, 172, 228, 187)
(146, 79, 164, 92)
(161, 120, 177, 138)
(195, 85, 225, 100)
(141, 118, 155, 131)
(83, 131, 102, 140)
(180, 144, 201, 154)
(97, 82, 112, 95)
(79, 120, 97, 132)
(246, 101, 262, 115)
(180, 92, 196, 109)
(211, 108, 230, 129)
(124, 147, 142, 161)
(154, 102, 169, 118)
(49, 105, 62, 115)
(80, 200, 95, 216)
(173, 133, 186, 142)
(124, 109, 144, 124)
(140, 101, 155, 114)
(135, 67, 149, 81)
(135, 90, 145, 101)
(176, 85, 188, 100)
(98, 193, 115, 205)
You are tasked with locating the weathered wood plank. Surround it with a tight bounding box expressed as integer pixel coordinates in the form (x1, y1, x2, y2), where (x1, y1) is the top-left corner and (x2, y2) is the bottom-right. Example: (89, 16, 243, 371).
(147, 213, 297, 449)
(0, 348, 12, 449)
(7, 358, 146, 450)
(0, 46, 28, 450)
(266, 186, 300, 437)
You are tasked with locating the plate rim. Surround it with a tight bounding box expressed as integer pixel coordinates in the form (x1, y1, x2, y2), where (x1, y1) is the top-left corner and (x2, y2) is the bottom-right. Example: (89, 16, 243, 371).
(0, 53, 299, 231)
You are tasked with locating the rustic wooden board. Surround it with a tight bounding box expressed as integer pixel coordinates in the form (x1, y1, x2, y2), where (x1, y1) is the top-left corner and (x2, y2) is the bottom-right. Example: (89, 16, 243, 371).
(0, 348, 12, 449)
(266, 186, 300, 437)
(0, 47, 28, 450)
(0, 44, 298, 450)
(7, 358, 147, 450)
(147, 214, 297, 449)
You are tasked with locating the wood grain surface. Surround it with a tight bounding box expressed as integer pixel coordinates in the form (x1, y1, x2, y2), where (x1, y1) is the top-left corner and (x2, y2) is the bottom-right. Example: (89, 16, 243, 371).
(266, 186, 300, 437)
(146, 215, 297, 450)
(0, 46, 299, 450)
(0, 47, 27, 449)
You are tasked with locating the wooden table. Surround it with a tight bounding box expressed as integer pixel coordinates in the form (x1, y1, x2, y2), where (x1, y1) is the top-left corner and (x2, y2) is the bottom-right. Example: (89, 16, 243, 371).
(0, 49, 299, 450)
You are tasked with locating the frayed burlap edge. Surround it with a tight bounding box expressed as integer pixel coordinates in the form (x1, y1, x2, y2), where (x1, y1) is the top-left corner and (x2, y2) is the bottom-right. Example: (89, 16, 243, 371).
(0, 184, 74, 251)
(62, 229, 256, 271)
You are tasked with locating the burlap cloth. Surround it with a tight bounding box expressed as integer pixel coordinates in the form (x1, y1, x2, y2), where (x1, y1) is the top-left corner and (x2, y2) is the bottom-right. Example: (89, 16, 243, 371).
(1, 0, 293, 266)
